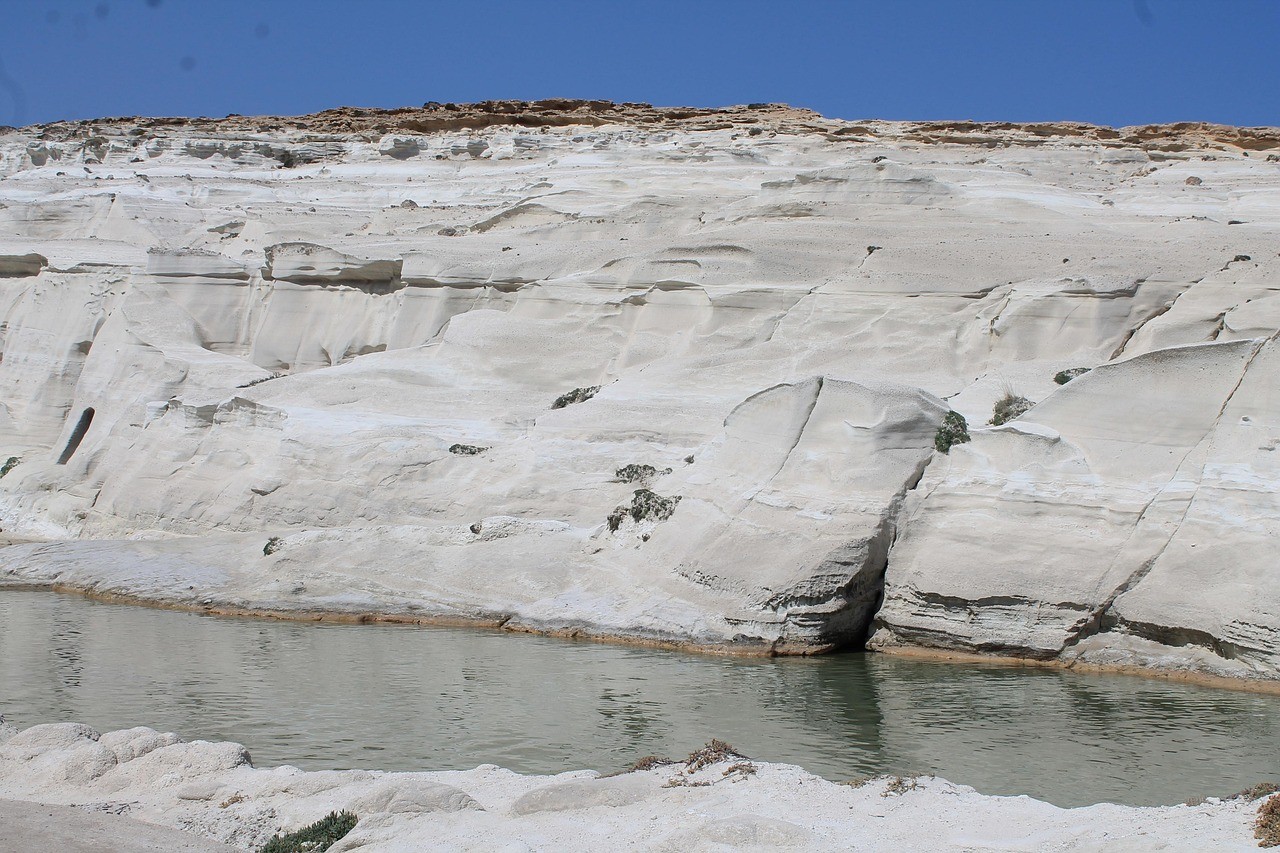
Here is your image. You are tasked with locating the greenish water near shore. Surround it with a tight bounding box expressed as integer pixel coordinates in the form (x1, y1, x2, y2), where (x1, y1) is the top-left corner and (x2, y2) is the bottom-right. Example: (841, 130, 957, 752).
(2, 589, 1276, 807)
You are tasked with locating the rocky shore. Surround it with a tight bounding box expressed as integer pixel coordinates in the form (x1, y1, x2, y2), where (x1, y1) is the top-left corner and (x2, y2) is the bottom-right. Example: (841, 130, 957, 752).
(0, 720, 1270, 851)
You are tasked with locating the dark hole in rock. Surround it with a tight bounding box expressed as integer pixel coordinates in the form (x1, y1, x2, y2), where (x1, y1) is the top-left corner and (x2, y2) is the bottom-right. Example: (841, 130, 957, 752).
(57, 407, 95, 464)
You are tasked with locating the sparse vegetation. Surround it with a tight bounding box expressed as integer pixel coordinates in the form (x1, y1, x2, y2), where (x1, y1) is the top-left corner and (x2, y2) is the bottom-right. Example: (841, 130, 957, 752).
(449, 444, 488, 456)
(626, 755, 675, 773)
(686, 739, 747, 773)
(933, 411, 970, 454)
(1240, 782, 1280, 801)
(631, 488, 681, 522)
(608, 488, 682, 531)
(606, 506, 629, 533)
(882, 775, 922, 797)
(722, 761, 757, 779)
(1257, 795, 1280, 848)
(551, 386, 600, 410)
(659, 740, 756, 787)
(1053, 367, 1091, 385)
(989, 392, 1034, 426)
(261, 811, 357, 853)
(614, 463, 671, 483)
(263, 536, 283, 557)
(0, 456, 20, 478)
(237, 373, 282, 389)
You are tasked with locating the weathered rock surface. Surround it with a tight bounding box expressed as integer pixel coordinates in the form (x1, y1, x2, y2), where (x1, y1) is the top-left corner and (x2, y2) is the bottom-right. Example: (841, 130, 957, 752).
(0, 102, 1277, 679)
(0, 721, 1263, 851)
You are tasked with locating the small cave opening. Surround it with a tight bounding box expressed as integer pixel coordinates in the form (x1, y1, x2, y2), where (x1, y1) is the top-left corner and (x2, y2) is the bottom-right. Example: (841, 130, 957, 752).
(56, 407, 95, 465)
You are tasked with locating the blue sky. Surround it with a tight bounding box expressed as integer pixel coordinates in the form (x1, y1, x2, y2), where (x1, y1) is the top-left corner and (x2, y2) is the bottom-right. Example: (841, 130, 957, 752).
(2, 0, 1276, 128)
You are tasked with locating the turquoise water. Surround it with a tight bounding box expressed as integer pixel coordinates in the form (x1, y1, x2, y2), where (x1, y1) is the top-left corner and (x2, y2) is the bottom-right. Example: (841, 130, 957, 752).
(2, 589, 1277, 807)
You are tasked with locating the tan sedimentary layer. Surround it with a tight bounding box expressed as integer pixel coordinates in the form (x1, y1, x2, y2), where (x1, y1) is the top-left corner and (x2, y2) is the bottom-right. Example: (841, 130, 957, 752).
(5, 98, 1278, 152)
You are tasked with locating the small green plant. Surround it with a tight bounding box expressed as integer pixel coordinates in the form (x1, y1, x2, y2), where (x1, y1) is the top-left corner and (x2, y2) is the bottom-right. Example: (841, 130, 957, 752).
(989, 393, 1034, 426)
(606, 488, 682, 532)
(263, 536, 283, 557)
(606, 506, 629, 533)
(551, 386, 600, 410)
(1053, 367, 1090, 385)
(1257, 795, 1280, 847)
(262, 811, 357, 853)
(614, 463, 671, 483)
(933, 411, 970, 454)
(0, 456, 20, 478)
(449, 444, 488, 456)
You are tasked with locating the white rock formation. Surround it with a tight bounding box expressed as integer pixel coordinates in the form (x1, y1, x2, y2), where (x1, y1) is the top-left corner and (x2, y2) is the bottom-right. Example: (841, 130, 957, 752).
(0, 721, 1265, 851)
(0, 102, 1277, 681)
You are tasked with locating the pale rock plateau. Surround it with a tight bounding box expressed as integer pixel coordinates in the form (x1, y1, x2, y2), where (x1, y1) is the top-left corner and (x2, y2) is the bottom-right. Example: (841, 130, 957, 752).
(0, 720, 1266, 851)
(0, 101, 1277, 684)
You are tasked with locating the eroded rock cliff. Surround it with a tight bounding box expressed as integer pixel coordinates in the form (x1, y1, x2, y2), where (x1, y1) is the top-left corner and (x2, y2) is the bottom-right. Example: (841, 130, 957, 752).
(0, 101, 1276, 681)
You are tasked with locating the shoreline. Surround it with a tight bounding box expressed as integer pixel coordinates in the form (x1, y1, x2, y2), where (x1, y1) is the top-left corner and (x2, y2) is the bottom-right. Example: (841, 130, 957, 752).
(7, 577, 1280, 697)
(0, 720, 1267, 851)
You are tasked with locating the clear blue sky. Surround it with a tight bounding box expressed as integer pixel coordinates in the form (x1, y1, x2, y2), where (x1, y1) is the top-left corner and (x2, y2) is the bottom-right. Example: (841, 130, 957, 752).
(2, 0, 1277, 128)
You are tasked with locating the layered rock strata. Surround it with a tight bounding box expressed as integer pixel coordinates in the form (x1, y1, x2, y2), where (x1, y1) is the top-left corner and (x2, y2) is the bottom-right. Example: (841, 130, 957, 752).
(0, 101, 1276, 680)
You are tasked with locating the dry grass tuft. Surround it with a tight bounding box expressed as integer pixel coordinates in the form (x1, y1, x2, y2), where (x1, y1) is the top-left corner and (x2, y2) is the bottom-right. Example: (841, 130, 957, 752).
(685, 739, 747, 773)
(1257, 795, 1280, 847)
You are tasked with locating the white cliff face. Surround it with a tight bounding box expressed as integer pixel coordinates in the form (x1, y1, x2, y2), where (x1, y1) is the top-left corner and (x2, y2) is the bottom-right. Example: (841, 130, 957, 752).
(0, 102, 1276, 679)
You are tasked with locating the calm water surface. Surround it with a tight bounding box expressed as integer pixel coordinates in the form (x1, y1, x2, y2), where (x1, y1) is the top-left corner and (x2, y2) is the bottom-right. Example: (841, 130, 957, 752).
(2, 590, 1278, 807)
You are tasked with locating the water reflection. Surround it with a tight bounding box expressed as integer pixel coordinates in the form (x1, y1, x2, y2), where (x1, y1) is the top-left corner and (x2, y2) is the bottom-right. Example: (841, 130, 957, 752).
(1, 590, 1277, 807)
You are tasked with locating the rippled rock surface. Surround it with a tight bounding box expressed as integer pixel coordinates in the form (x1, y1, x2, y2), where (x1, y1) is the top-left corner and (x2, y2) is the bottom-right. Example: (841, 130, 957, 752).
(0, 102, 1277, 681)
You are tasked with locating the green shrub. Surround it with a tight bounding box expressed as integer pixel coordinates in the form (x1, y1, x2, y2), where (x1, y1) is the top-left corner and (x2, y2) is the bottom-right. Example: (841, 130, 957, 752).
(262, 811, 357, 853)
(607, 488, 682, 531)
(449, 444, 488, 456)
(989, 393, 1034, 426)
(629, 488, 681, 523)
(933, 411, 970, 454)
(0, 456, 20, 478)
(614, 463, 671, 483)
(551, 386, 600, 410)
(606, 506, 629, 533)
(263, 536, 283, 557)
(1053, 367, 1090, 385)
